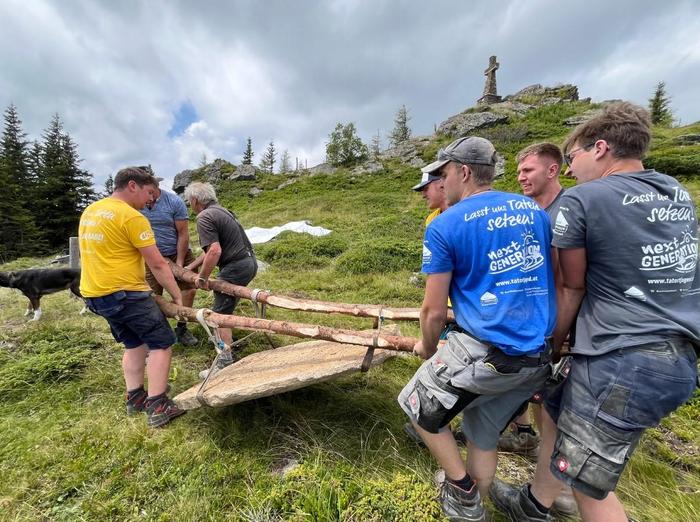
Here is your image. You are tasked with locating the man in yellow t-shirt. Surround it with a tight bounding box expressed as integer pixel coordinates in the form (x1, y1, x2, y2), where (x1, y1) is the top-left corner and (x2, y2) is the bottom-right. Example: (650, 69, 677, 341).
(413, 160, 448, 225)
(79, 166, 185, 428)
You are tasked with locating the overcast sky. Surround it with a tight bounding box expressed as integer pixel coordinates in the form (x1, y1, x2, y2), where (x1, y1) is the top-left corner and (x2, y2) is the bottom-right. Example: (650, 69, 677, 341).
(1, 0, 699, 190)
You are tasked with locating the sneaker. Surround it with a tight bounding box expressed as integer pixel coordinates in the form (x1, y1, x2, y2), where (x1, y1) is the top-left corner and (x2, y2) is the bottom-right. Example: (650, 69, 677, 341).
(497, 425, 540, 458)
(489, 478, 551, 522)
(126, 388, 148, 415)
(440, 479, 485, 522)
(145, 395, 186, 428)
(551, 485, 578, 517)
(175, 326, 199, 347)
(198, 349, 237, 380)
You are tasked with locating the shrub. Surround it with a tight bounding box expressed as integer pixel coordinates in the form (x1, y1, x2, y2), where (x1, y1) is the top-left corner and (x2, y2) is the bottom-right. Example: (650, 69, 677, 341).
(645, 147, 700, 178)
(256, 232, 347, 269)
(335, 238, 420, 274)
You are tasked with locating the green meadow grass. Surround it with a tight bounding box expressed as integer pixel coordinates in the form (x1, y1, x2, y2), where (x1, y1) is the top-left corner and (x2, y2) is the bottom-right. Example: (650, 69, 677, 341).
(1, 104, 699, 520)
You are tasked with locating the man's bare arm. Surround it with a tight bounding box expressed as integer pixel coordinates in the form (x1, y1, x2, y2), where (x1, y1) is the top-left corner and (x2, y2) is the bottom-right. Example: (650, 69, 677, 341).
(553, 247, 587, 352)
(415, 272, 451, 359)
(195, 241, 222, 289)
(140, 244, 183, 306)
(174, 220, 190, 267)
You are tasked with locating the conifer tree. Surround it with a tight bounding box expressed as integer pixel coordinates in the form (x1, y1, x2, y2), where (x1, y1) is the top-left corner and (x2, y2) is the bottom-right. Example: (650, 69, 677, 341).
(648, 81, 673, 126)
(279, 150, 291, 174)
(389, 105, 411, 147)
(370, 130, 382, 158)
(34, 114, 95, 249)
(259, 140, 276, 173)
(242, 137, 254, 165)
(102, 173, 114, 197)
(325, 122, 368, 167)
(0, 104, 46, 260)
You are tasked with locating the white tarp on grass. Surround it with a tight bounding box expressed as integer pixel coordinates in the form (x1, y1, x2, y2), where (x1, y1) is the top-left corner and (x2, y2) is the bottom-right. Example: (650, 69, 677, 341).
(245, 220, 332, 244)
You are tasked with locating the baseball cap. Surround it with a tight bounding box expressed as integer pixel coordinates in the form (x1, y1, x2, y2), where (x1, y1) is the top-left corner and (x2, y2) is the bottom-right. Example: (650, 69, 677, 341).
(429, 136, 497, 173)
(412, 160, 445, 191)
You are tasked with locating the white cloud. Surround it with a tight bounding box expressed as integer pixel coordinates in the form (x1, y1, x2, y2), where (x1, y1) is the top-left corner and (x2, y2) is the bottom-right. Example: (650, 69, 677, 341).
(1, 0, 698, 190)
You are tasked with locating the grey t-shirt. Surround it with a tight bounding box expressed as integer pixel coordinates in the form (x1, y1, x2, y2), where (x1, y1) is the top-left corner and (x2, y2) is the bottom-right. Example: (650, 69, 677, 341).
(545, 188, 565, 220)
(552, 170, 700, 355)
(196, 204, 254, 268)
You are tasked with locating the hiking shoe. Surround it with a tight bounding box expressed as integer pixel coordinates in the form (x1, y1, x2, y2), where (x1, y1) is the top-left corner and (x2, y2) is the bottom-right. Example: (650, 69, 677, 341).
(497, 425, 540, 458)
(176, 328, 199, 347)
(126, 384, 171, 415)
(126, 388, 148, 415)
(198, 349, 237, 380)
(440, 479, 485, 522)
(489, 478, 551, 522)
(551, 485, 578, 517)
(145, 395, 186, 428)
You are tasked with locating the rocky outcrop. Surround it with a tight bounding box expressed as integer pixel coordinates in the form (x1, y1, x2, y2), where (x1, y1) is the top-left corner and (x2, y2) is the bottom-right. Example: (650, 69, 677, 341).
(232, 164, 257, 181)
(307, 162, 336, 175)
(564, 108, 603, 126)
(437, 111, 508, 138)
(351, 160, 384, 175)
(673, 134, 700, 145)
(173, 159, 255, 193)
(380, 136, 432, 167)
(505, 84, 579, 104)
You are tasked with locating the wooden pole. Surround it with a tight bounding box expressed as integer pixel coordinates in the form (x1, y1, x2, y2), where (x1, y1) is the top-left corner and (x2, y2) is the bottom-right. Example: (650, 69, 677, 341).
(154, 296, 418, 352)
(69, 237, 80, 268)
(168, 263, 454, 322)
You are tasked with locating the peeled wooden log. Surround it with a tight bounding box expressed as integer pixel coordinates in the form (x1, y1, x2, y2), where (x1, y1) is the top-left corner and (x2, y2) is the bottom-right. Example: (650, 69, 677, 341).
(169, 263, 455, 322)
(155, 296, 418, 352)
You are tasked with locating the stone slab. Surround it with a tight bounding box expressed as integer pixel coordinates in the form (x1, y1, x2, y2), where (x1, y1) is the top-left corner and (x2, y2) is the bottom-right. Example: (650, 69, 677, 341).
(174, 338, 397, 410)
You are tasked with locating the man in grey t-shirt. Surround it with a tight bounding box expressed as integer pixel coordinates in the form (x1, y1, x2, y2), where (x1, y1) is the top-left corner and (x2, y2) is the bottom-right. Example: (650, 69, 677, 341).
(184, 182, 257, 353)
(491, 103, 698, 522)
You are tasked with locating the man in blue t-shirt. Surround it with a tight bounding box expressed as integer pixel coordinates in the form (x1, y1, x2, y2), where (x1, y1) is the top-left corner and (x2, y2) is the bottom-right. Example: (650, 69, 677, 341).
(141, 174, 198, 346)
(398, 136, 556, 521)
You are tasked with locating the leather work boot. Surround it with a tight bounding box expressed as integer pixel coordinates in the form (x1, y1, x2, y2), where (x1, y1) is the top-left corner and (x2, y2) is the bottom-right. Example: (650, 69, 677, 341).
(497, 424, 540, 458)
(440, 479, 485, 522)
(489, 478, 552, 522)
(175, 325, 199, 346)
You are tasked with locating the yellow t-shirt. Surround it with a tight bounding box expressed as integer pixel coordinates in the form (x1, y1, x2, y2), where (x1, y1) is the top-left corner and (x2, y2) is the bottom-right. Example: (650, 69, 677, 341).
(79, 197, 156, 297)
(425, 208, 442, 226)
(424, 207, 451, 308)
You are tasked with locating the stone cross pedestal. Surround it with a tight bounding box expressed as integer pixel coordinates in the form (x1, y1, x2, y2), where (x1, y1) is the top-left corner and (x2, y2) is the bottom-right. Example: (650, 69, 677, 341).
(478, 55, 502, 105)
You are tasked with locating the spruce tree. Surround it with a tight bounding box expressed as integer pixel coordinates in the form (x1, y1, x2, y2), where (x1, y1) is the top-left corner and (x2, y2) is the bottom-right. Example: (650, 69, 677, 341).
(279, 150, 291, 174)
(648, 82, 673, 126)
(242, 137, 254, 165)
(0, 104, 46, 260)
(102, 174, 114, 197)
(389, 105, 411, 147)
(34, 114, 95, 249)
(259, 140, 276, 173)
(370, 130, 381, 158)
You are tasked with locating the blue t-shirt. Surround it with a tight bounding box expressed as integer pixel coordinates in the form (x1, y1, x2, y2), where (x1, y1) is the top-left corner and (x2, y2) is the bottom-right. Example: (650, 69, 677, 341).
(140, 189, 189, 256)
(422, 191, 556, 355)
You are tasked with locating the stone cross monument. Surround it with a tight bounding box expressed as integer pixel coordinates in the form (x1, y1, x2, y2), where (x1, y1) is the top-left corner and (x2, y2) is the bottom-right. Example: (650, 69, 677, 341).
(478, 55, 502, 105)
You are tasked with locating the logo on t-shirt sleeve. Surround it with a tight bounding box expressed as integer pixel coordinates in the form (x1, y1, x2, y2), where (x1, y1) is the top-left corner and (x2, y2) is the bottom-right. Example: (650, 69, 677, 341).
(422, 244, 432, 264)
(139, 230, 153, 241)
(553, 211, 569, 236)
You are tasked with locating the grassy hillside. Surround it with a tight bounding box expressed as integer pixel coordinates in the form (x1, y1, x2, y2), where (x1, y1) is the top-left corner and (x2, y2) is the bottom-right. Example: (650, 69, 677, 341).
(1, 101, 699, 521)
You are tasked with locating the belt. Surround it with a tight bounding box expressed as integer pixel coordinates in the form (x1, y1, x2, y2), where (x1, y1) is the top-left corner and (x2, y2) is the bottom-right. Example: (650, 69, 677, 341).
(452, 325, 552, 366)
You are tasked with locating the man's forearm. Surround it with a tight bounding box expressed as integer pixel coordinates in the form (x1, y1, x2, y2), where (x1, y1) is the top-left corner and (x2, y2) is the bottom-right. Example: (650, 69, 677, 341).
(198, 251, 220, 280)
(175, 235, 189, 267)
(553, 286, 585, 351)
(151, 264, 183, 305)
(420, 307, 447, 357)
